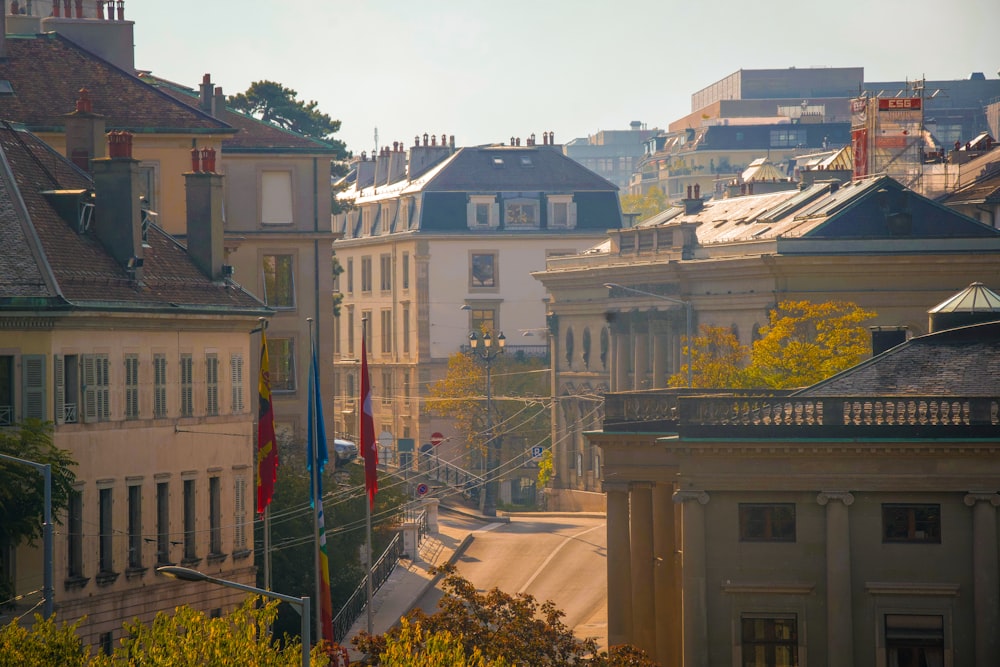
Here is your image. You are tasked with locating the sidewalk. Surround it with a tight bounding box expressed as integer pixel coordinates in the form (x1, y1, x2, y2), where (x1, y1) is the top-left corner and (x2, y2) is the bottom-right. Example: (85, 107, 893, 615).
(342, 504, 504, 661)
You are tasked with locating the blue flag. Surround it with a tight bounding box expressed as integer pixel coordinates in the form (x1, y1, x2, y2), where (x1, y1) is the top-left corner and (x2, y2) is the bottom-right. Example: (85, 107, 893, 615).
(307, 345, 328, 508)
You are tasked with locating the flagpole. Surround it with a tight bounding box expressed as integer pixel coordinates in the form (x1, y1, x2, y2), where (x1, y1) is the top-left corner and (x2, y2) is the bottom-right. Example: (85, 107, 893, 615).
(363, 317, 374, 635)
(308, 318, 323, 646)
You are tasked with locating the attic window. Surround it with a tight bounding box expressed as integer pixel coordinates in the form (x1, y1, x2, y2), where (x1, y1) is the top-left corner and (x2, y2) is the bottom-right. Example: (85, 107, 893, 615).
(0, 81, 13, 96)
(492, 156, 505, 167)
(520, 156, 533, 167)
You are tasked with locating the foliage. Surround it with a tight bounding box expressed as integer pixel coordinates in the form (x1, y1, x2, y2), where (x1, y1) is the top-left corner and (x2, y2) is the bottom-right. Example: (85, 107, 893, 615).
(0, 614, 91, 667)
(667, 300, 877, 389)
(537, 447, 554, 489)
(0, 420, 77, 604)
(228, 80, 347, 149)
(619, 186, 669, 223)
(377, 618, 505, 667)
(426, 352, 550, 486)
(332, 253, 345, 317)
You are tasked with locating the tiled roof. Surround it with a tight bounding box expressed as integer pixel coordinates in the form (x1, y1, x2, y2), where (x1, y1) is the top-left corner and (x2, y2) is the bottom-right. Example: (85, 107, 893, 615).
(799, 320, 1000, 397)
(0, 123, 266, 313)
(0, 34, 232, 133)
(424, 146, 619, 192)
(138, 74, 342, 154)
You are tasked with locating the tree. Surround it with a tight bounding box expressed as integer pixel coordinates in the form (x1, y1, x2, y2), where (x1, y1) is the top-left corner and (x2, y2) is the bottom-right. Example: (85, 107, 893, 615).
(228, 81, 347, 148)
(667, 300, 877, 389)
(619, 186, 669, 223)
(0, 614, 91, 667)
(376, 618, 505, 667)
(0, 420, 77, 604)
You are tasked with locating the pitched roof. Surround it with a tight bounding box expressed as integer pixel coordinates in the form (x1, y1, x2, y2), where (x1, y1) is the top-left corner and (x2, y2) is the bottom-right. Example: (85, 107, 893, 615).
(0, 34, 233, 134)
(138, 74, 343, 154)
(0, 122, 266, 314)
(422, 146, 619, 192)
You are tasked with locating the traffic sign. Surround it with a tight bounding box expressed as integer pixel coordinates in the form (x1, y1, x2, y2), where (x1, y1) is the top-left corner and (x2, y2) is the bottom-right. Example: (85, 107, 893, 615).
(430, 432, 445, 446)
(378, 430, 393, 448)
(416, 483, 429, 497)
(531, 446, 544, 459)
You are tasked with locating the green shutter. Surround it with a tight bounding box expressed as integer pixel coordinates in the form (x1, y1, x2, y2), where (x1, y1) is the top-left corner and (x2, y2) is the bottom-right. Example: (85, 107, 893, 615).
(22, 355, 46, 421)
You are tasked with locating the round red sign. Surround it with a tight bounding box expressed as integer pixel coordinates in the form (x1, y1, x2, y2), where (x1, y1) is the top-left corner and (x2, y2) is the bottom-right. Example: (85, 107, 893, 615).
(430, 432, 445, 446)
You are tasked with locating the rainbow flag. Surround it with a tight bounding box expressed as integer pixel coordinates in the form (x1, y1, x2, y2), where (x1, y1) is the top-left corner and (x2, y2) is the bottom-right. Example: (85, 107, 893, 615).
(256, 331, 277, 515)
(307, 345, 334, 645)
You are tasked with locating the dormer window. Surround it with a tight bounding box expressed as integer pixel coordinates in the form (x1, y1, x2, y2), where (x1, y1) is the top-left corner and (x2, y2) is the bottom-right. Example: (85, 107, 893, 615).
(547, 195, 576, 229)
(467, 195, 498, 229)
(504, 198, 539, 229)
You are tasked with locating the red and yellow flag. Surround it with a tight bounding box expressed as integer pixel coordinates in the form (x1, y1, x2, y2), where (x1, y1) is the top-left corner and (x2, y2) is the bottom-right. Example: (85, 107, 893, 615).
(256, 331, 278, 515)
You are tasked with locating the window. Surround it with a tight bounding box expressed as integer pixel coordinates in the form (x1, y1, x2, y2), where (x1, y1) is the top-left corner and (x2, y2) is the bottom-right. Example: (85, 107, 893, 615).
(468, 195, 497, 228)
(885, 614, 944, 666)
(206, 354, 219, 416)
(402, 304, 410, 354)
(347, 306, 356, 357)
(770, 129, 807, 148)
(21, 354, 45, 421)
(261, 170, 293, 224)
(183, 479, 197, 562)
(262, 255, 295, 308)
(82, 354, 110, 422)
(138, 163, 158, 211)
(380, 254, 392, 291)
(234, 474, 248, 553)
(883, 504, 940, 543)
(346, 258, 354, 294)
(154, 354, 168, 418)
(505, 200, 538, 227)
(209, 477, 222, 555)
(470, 252, 497, 288)
(99, 487, 113, 573)
(381, 369, 393, 405)
(362, 310, 373, 351)
(67, 489, 83, 578)
(739, 503, 796, 542)
(180, 354, 193, 417)
(128, 483, 142, 569)
(156, 481, 170, 564)
(402, 370, 411, 405)
(230, 353, 244, 413)
(741, 615, 798, 667)
(124, 355, 139, 419)
(267, 338, 296, 392)
(55, 354, 78, 424)
(361, 256, 373, 292)
(380, 309, 393, 354)
(547, 196, 576, 229)
(401, 252, 410, 289)
(0, 355, 12, 425)
(468, 307, 498, 335)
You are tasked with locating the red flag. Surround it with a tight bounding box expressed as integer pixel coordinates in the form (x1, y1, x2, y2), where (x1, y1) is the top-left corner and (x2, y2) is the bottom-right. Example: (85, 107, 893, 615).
(256, 331, 278, 515)
(360, 334, 378, 509)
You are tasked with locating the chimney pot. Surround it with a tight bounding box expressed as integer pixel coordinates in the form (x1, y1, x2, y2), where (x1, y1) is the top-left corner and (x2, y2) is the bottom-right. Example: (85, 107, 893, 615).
(74, 0, 82, 18)
(694, 183, 700, 199)
(96, 0, 104, 19)
(191, 147, 201, 173)
(200, 146, 216, 173)
(53, 0, 60, 17)
(450, 135, 455, 147)
(414, 135, 420, 147)
(549, 131, 555, 144)
(75, 88, 93, 113)
(423, 133, 429, 146)
(687, 185, 692, 199)
(543, 131, 549, 145)
(431, 135, 437, 146)
(440, 133, 446, 146)
(116, 0, 123, 21)
(393, 141, 399, 152)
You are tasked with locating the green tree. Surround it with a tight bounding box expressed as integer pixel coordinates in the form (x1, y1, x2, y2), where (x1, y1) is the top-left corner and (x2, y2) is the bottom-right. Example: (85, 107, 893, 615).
(0, 614, 91, 667)
(228, 80, 347, 148)
(332, 252, 345, 317)
(668, 300, 877, 389)
(377, 618, 505, 667)
(0, 420, 77, 604)
(619, 186, 669, 223)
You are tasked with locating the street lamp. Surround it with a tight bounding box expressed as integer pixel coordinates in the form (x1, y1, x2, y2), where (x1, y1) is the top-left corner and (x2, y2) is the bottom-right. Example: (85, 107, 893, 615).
(468, 330, 505, 516)
(604, 282, 693, 388)
(157, 565, 311, 667)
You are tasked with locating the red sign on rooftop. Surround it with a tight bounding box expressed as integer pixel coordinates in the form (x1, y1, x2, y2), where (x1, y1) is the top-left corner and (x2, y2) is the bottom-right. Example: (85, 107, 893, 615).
(878, 98, 922, 111)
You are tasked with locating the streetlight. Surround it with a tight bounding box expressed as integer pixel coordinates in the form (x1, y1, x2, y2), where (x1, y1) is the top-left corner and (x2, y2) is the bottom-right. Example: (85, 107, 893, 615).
(157, 565, 311, 667)
(468, 330, 505, 516)
(604, 282, 693, 388)
(0, 453, 53, 618)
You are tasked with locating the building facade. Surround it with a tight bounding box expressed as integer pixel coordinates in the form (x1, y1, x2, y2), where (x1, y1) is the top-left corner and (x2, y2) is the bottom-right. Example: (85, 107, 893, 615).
(563, 122, 660, 191)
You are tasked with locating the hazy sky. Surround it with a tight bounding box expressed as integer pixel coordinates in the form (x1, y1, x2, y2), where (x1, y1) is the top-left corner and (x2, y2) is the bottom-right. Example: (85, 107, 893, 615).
(130, 0, 998, 156)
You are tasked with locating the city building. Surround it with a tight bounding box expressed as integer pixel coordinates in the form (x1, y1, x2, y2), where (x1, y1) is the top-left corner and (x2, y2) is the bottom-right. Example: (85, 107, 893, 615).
(563, 122, 659, 192)
(332, 134, 621, 476)
(0, 124, 270, 646)
(590, 286, 1000, 665)
(533, 175, 1000, 506)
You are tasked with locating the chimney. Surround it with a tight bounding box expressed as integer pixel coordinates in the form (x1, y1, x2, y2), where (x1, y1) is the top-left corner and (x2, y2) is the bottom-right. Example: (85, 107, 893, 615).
(92, 130, 143, 281)
(682, 184, 704, 215)
(185, 146, 226, 280)
(354, 152, 376, 189)
(199, 74, 213, 114)
(408, 131, 456, 180)
(62, 88, 106, 172)
(870, 326, 908, 355)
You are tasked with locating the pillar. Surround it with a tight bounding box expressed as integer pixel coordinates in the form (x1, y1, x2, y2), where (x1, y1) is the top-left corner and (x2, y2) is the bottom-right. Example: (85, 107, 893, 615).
(650, 319, 670, 388)
(633, 327, 649, 390)
(613, 330, 629, 392)
(818, 492, 855, 667)
(965, 492, 1000, 666)
(653, 482, 680, 667)
(675, 489, 710, 667)
(630, 482, 656, 654)
(606, 482, 633, 646)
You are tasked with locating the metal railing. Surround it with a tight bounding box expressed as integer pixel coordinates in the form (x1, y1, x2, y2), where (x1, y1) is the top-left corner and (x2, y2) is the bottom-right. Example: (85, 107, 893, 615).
(332, 531, 404, 643)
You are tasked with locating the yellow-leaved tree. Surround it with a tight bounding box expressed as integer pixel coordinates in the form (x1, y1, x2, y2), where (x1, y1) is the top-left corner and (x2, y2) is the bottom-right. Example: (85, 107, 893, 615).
(619, 186, 670, 223)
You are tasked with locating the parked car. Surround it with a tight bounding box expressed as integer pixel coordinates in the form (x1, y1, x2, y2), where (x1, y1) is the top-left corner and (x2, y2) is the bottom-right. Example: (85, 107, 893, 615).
(334, 439, 358, 464)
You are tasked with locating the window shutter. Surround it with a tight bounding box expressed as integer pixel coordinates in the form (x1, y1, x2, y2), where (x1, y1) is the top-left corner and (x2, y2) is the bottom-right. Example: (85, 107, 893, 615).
(54, 355, 65, 425)
(234, 476, 246, 550)
(22, 355, 46, 421)
(82, 354, 97, 422)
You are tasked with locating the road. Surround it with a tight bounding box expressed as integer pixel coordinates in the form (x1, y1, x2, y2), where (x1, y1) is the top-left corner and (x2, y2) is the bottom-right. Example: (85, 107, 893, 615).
(417, 512, 608, 650)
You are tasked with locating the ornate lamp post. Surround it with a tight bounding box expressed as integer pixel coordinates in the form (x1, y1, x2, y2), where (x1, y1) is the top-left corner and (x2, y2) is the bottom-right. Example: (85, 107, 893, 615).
(468, 330, 505, 516)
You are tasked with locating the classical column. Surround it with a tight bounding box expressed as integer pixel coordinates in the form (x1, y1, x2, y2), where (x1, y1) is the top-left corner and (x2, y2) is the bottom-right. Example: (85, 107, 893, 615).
(653, 482, 680, 667)
(650, 319, 670, 388)
(817, 492, 855, 667)
(630, 482, 655, 654)
(675, 489, 710, 667)
(605, 481, 633, 646)
(613, 329, 629, 392)
(965, 492, 1000, 666)
(633, 328, 649, 390)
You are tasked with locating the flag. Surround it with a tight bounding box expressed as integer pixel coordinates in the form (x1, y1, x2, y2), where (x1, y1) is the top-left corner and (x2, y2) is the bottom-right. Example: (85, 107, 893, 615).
(307, 345, 335, 646)
(360, 333, 378, 510)
(256, 331, 278, 515)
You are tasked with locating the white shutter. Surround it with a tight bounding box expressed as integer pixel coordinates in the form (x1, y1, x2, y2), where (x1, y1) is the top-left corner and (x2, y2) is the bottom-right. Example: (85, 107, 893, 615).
(54, 355, 64, 425)
(22, 355, 46, 421)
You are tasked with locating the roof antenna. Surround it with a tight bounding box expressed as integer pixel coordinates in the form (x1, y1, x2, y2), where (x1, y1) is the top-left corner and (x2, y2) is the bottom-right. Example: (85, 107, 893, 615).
(373, 126, 378, 160)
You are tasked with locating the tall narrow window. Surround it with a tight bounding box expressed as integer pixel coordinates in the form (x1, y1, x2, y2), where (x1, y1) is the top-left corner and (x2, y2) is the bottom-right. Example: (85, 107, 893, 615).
(67, 489, 83, 578)
(362, 311, 373, 350)
(209, 477, 222, 556)
(234, 474, 248, 553)
(267, 338, 296, 392)
(381, 309, 393, 354)
(82, 354, 110, 422)
(0, 355, 13, 426)
(469, 307, 498, 335)
(154, 354, 168, 418)
(206, 354, 219, 416)
(741, 615, 798, 666)
(128, 483, 142, 569)
(180, 354, 193, 417)
(230, 353, 244, 413)
(381, 369, 393, 405)
(379, 254, 392, 291)
(361, 256, 373, 292)
(401, 252, 410, 289)
(347, 307, 356, 357)
(55, 355, 79, 424)
(261, 170, 293, 224)
(885, 614, 944, 665)
(124, 355, 139, 419)
(346, 258, 354, 294)
(99, 487, 113, 573)
(262, 255, 295, 308)
(470, 253, 497, 288)
(183, 479, 197, 562)
(402, 304, 410, 354)
(156, 481, 170, 564)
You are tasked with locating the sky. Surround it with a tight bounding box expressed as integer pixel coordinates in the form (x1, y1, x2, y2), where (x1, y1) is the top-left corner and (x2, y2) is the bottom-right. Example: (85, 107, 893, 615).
(129, 0, 999, 156)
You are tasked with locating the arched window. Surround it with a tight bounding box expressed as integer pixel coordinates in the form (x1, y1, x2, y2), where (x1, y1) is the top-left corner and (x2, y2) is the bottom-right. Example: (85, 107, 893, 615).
(582, 328, 592, 368)
(600, 328, 610, 369)
(565, 328, 575, 367)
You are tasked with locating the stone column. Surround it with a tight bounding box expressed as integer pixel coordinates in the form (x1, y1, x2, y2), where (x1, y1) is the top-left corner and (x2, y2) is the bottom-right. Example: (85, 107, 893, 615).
(653, 482, 680, 667)
(606, 481, 633, 646)
(650, 319, 670, 388)
(633, 328, 649, 390)
(675, 490, 710, 667)
(817, 492, 855, 667)
(613, 330, 629, 392)
(630, 482, 655, 654)
(965, 492, 1000, 666)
